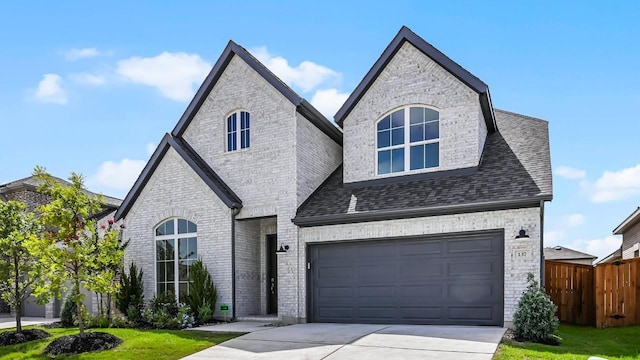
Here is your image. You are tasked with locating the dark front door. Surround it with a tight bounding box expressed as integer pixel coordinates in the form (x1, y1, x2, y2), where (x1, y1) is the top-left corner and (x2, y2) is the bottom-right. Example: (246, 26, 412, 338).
(267, 234, 278, 314)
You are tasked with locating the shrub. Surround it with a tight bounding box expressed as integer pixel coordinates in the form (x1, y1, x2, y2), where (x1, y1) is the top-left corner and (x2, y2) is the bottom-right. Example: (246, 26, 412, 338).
(86, 314, 110, 329)
(60, 291, 78, 327)
(115, 263, 145, 321)
(513, 273, 559, 344)
(178, 303, 195, 329)
(184, 259, 217, 324)
(149, 291, 179, 318)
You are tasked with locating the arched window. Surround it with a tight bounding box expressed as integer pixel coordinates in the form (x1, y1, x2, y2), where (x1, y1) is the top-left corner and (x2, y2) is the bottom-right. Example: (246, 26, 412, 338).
(155, 218, 197, 299)
(376, 106, 439, 174)
(227, 111, 250, 151)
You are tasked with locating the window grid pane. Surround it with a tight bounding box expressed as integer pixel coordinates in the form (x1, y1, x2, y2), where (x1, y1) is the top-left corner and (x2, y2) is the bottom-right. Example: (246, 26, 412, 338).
(156, 220, 197, 296)
(227, 114, 237, 151)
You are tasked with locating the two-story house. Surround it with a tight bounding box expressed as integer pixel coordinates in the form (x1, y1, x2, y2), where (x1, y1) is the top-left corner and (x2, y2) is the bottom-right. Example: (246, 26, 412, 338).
(116, 26, 552, 327)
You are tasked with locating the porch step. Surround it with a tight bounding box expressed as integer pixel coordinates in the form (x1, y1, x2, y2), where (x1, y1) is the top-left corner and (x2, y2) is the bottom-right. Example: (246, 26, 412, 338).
(236, 315, 278, 322)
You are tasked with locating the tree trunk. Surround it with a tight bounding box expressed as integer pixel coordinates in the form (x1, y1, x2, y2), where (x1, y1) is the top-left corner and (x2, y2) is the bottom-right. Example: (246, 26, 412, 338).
(106, 293, 112, 321)
(75, 275, 84, 335)
(15, 301, 22, 333)
(14, 256, 22, 333)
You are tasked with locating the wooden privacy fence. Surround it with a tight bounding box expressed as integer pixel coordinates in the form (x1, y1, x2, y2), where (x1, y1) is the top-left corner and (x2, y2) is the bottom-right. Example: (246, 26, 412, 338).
(545, 260, 594, 326)
(544, 258, 640, 328)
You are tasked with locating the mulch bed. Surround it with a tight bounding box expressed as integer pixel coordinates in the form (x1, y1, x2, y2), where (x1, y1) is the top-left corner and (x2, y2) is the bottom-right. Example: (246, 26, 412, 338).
(43, 332, 122, 356)
(502, 329, 560, 346)
(0, 329, 51, 346)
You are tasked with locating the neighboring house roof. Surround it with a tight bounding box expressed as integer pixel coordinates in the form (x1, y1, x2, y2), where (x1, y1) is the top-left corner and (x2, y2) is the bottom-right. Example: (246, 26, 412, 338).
(613, 207, 640, 235)
(596, 247, 622, 264)
(171, 40, 342, 145)
(0, 175, 122, 209)
(114, 133, 242, 221)
(334, 26, 496, 133)
(544, 246, 597, 262)
(293, 109, 552, 226)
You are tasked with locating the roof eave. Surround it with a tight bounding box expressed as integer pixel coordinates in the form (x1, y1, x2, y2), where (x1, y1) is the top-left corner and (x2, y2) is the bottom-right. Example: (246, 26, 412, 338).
(293, 196, 550, 227)
(613, 207, 640, 234)
(334, 26, 497, 133)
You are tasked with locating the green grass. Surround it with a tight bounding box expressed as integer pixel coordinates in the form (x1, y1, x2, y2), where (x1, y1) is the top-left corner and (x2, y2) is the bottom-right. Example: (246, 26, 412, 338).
(494, 324, 640, 359)
(0, 327, 239, 359)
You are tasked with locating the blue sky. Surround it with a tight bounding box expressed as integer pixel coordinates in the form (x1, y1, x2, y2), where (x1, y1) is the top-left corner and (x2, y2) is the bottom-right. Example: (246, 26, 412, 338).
(2, 1, 639, 259)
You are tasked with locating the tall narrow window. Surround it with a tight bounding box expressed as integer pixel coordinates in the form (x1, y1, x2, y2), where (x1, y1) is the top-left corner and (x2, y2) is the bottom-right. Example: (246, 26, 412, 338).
(155, 218, 198, 300)
(376, 106, 439, 175)
(227, 111, 250, 151)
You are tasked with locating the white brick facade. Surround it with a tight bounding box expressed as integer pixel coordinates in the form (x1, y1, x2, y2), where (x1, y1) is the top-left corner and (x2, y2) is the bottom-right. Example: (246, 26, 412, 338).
(342, 42, 485, 184)
(298, 207, 542, 326)
(123, 147, 233, 317)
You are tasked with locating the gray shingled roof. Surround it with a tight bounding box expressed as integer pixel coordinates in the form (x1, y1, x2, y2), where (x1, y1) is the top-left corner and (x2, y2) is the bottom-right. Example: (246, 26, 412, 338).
(544, 246, 597, 261)
(0, 175, 122, 208)
(293, 109, 552, 226)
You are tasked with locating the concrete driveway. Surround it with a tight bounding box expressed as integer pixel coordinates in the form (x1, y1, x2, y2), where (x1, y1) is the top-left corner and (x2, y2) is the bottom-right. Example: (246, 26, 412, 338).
(183, 323, 506, 359)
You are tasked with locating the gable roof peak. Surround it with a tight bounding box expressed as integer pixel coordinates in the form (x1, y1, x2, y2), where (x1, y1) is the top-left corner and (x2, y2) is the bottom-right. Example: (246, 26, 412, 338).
(171, 38, 342, 144)
(334, 26, 496, 133)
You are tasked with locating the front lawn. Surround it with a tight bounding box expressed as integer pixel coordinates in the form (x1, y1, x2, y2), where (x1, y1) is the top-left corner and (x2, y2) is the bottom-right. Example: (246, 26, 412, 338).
(494, 324, 640, 359)
(0, 327, 238, 359)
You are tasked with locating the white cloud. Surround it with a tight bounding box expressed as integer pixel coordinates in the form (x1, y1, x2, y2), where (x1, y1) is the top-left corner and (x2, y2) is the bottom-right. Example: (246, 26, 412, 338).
(566, 213, 585, 227)
(146, 143, 155, 155)
(585, 236, 622, 259)
(544, 230, 564, 245)
(555, 166, 586, 179)
(250, 47, 340, 93)
(70, 73, 106, 86)
(90, 158, 146, 190)
(310, 88, 349, 119)
(34, 74, 67, 104)
(589, 164, 640, 203)
(65, 48, 101, 60)
(116, 52, 211, 101)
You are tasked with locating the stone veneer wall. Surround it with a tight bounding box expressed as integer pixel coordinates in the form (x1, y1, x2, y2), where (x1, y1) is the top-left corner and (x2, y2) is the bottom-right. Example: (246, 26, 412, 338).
(342, 41, 484, 184)
(298, 207, 542, 326)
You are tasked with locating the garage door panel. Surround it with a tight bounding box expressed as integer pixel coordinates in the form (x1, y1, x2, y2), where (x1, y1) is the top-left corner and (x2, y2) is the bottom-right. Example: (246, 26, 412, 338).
(310, 232, 504, 326)
(400, 284, 443, 299)
(357, 307, 396, 319)
(400, 261, 443, 277)
(448, 260, 499, 276)
(318, 286, 352, 298)
(398, 241, 443, 255)
(447, 238, 497, 254)
(401, 307, 444, 320)
(448, 307, 496, 321)
(358, 286, 396, 298)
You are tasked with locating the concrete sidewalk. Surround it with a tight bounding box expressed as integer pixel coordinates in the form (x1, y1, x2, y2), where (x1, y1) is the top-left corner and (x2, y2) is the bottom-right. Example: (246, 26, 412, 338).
(183, 323, 506, 359)
(0, 317, 59, 330)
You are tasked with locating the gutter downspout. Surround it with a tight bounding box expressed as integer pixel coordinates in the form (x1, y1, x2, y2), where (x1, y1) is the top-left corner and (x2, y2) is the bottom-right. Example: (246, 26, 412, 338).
(231, 207, 241, 321)
(540, 200, 545, 284)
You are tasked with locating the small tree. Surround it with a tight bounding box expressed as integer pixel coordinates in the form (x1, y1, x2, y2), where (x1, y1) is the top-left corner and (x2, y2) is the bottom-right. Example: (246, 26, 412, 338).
(513, 273, 559, 344)
(184, 259, 217, 324)
(31, 167, 124, 335)
(115, 263, 144, 322)
(0, 201, 42, 333)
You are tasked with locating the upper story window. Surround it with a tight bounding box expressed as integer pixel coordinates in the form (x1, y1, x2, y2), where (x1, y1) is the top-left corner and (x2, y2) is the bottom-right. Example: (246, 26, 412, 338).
(376, 106, 439, 175)
(227, 111, 250, 152)
(155, 218, 198, 300)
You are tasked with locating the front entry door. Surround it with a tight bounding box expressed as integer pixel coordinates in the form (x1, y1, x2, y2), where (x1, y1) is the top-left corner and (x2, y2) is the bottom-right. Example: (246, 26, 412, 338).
(266, 234, 278, 314)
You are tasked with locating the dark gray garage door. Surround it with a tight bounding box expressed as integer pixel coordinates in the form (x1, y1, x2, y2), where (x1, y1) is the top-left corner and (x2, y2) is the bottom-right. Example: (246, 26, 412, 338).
(308, 231, 504, 326)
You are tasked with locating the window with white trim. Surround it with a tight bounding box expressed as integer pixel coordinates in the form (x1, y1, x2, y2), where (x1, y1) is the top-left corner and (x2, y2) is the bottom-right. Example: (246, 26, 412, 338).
(155, 218, 197, 299)
(376, 106, 439, 174)
(227, 111, 250, 151)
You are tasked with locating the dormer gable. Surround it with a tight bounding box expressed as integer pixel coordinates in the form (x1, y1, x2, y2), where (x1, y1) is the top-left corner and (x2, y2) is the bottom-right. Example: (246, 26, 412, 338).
(338, 26, 496, 184)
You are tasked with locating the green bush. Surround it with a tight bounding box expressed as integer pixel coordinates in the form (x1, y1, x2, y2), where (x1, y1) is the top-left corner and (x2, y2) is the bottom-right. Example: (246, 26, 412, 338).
(513, 273, 559, 344)
(149, 291, 179, 318)
(60, 291, 78, 327)
(86, 314, 110, 328)
(116, 263, 145, 321)
(184, 259, 217, 324)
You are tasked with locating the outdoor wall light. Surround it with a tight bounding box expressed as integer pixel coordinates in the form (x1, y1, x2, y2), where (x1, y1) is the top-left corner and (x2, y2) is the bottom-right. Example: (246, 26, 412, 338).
(275, 244, 290, 254)
(515, 229, 530, 239)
